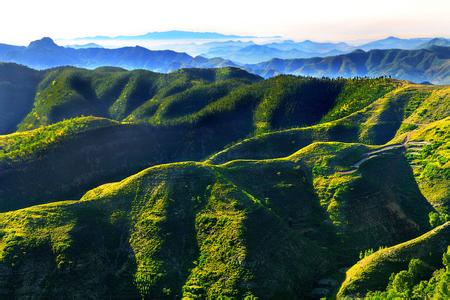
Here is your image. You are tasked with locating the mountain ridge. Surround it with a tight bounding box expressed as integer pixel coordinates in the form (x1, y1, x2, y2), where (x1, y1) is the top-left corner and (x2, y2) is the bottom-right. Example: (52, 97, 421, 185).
(1, 37, 449, 84)
(0, 37, 235, 71)
(247, 46, 450, 84)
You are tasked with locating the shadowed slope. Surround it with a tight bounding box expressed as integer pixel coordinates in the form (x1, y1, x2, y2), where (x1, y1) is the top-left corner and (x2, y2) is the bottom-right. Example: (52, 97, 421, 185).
(0, 63, 43, 134)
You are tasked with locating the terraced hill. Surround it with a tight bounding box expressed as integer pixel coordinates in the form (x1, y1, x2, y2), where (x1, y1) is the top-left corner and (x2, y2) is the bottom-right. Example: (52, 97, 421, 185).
(0, 64, 448, 298)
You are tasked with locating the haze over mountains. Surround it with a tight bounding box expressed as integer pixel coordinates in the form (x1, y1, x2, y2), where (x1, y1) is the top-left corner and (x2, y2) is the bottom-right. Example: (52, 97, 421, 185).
(75, 30, 263, 41)
(65, 31, 450, 62)
(193, 36, 450, 64)
(247, 46, 450, 84)
(0, 37, 236, 72)
(1, 35, 449, 84)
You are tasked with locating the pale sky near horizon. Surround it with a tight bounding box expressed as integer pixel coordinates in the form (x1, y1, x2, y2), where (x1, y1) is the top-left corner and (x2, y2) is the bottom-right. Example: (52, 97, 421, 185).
(1, 0, 449, 45)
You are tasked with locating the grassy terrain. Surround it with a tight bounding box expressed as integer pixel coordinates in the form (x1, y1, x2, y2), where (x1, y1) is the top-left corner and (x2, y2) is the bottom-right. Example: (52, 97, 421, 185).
(0, 63, 411, 136)
(2, 65, 432, 212)
(0, 116, 119, 162)
(208, 84, 450, 164)
(406, 118, 450, 213)
(364, 246, 450, 299)
(321, 78, 401, 122)
(0, 137, 437, 298)
(14, 66, 261, 131)
(338, 222, 450, 298)
(0, 64, 448, 298)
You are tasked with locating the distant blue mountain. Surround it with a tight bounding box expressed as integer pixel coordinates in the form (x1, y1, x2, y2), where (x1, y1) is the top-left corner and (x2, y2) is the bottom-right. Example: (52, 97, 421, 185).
(358, 36, 432, 50)
(0, 36, 448, 84)
(245, 46, 450, 84)
(0, 37, 236, 71)
(77, 30, 267, 41)
(66, 34, 449, 65)
(65, 43, 104, 49)
(201, 40, 353, 64)
(199, 37, 448, 64)
(203, 44, 316, 64)
(417, 38, 450, 49)
(267, 40, 354, 53)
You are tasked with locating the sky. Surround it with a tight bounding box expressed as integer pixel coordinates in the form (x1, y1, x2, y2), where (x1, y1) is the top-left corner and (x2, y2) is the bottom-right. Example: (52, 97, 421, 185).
(1, 0, 449, 45)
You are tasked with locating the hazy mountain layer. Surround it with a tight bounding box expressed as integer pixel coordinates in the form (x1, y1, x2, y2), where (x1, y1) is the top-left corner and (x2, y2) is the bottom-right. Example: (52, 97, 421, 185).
(0, 38, 235, 72)
(1, 37, 449, 84)
(247, 46, 450, 84)
(76, 30, 259, 41)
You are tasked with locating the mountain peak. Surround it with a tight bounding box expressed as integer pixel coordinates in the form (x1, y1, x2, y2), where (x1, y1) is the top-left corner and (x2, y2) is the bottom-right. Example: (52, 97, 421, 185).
(385, 36, 400, 41)
(28, 37, 58, 48)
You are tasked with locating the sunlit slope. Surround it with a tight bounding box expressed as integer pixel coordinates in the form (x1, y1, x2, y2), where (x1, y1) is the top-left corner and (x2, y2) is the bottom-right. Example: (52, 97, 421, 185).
(0, 115, 248, 212)
(208, 84, 449, 164)
(0, 64, 448, 299)
(402, 118, 450, 213)
(0, 72, 418, 211)
(0, 138, 435, 298)
(338, 222, 450, 298)
(1, 78, 447, 213)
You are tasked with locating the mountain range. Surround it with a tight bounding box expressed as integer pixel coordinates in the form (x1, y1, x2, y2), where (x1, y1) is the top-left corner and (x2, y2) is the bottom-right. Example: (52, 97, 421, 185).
(247, 46, 450, 84)
(358, 36, 433, 50)
(66, 32, 450, 64)
(0, 37, 235, 72)
(66, 43, 104, 49)
(0, 62, 448, 298)
(199, 36, 450, 64)
(200, 43, 347, 64)
(0, 37, 449, 84)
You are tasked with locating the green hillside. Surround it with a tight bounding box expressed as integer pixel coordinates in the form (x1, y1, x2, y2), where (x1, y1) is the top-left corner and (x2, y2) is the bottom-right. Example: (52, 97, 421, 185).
(338, 222, 450, 298)
(0, 63, 43, 134)
(0, 65, 412, 211)
(394, 118, 450, 214)
(14, 66, 261, 131)
(0, 137, 436, 298)
(0, 64, 448, 298)
(208, 84, 449, 163)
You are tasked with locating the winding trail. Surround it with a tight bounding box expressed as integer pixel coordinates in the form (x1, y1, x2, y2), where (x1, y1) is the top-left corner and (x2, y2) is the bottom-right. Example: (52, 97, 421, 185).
(337, 134, 429, 175)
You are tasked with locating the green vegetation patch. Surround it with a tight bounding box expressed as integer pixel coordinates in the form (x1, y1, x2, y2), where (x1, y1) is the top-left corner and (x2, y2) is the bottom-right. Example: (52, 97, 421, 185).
(0, 116, 118, 163)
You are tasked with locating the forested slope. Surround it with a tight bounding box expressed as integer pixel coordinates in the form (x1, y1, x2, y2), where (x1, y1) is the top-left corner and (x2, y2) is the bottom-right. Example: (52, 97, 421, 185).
(0, 64, 448, 298)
